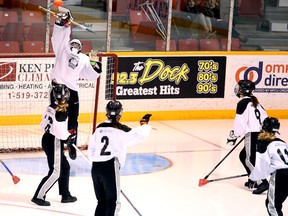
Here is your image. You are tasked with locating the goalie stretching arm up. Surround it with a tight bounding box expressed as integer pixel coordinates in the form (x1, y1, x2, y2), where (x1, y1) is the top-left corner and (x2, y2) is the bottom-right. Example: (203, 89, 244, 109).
(49, 7, 102, 160)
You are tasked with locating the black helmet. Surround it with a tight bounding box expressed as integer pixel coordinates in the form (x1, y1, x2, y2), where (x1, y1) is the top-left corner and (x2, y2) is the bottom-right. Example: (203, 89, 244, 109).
(234, 80, 255, 98)
(262, 117, 280, 134)
(106, 100, 123, 120)
(53, 84, 70, 103)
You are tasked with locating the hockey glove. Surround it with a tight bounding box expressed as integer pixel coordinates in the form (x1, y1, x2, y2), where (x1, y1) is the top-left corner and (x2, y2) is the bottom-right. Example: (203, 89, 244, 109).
(66, 129, 76, 146)
(89, 50, 102, 74)
(140, 114, 152, 125)
(89, 49, 99, 61)
(55, 12, 71, 27)
(226, 130, 238, 145)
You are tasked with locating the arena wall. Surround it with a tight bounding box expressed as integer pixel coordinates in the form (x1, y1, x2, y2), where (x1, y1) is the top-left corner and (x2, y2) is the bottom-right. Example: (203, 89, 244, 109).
(0, 51, 287, 126)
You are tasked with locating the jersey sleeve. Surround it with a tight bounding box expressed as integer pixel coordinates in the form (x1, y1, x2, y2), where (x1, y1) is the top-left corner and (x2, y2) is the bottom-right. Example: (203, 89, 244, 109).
(40, 107, 70, 140)
(88, 132, 97, 162)
(232, 114, 247, 137)
(232, 99, 249, 136)
(249, 151, 270, 181)
(124, 124, 152, 147)
(79, 54, 101, 80)
(51, 24, 71, 56)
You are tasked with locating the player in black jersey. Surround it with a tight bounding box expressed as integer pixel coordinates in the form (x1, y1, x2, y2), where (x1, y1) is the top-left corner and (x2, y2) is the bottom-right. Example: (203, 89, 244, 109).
(227, 79, 268, 194)
(88, 100, 152, 216)
(249, 117, 288, 215)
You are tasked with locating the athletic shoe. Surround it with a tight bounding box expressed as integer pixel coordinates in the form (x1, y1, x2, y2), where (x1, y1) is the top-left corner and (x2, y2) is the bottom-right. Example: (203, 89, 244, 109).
(61, 195, 77, 203)
(67, 144, 77, 160)
(244, 179, 258, 188)
(252, 180, 269, 194)
(31, 197, 51, 206)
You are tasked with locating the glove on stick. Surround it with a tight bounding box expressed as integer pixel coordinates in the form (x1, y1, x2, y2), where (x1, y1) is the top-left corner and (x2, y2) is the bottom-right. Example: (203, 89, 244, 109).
(226, 130, 238, 145)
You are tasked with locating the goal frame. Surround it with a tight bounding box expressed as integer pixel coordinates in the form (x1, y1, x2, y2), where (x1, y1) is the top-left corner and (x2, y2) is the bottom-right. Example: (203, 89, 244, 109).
(0, 53, 118, 153)
(93, 53, 118, 132)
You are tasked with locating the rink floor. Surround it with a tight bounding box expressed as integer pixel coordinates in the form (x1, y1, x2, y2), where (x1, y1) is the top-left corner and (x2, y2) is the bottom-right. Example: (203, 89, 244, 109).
(1, 119, 288, 216)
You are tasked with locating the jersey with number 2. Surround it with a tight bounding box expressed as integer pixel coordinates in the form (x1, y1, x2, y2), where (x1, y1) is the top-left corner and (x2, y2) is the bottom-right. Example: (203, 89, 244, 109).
(88, 120, 151, 168)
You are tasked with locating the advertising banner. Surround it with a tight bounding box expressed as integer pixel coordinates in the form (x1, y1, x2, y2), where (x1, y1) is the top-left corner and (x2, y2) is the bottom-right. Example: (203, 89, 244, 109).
(116, 56, 227, 99)
(233, 60, 288, 93)
(0, 53, 287, 118)
(0, 58, 96, 115)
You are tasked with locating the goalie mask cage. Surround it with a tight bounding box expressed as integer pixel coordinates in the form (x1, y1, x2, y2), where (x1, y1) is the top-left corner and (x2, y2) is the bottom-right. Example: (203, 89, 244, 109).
(0, 53, 118, 153)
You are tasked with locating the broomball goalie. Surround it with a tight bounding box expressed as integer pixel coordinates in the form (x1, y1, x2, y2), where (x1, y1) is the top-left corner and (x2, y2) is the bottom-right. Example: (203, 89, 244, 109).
(49, 6, 102, 160)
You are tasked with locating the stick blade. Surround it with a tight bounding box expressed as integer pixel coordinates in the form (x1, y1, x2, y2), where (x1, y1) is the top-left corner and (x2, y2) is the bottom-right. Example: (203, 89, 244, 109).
(12, 175, 20, 184)
(198, 178, 208, 187)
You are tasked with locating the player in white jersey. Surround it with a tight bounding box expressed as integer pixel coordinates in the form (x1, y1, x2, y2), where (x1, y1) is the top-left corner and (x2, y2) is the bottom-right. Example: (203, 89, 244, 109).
(227, 79, 268, 194)
(249, 117, 288, 216)
(50, 9, 102, 160)
(31, 84, 77, 206)
(88, 101, 152, 216)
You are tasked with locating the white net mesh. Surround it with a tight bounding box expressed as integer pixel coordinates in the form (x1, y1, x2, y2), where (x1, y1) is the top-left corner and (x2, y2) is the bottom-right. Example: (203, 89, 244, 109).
(0, 53, 118, 152)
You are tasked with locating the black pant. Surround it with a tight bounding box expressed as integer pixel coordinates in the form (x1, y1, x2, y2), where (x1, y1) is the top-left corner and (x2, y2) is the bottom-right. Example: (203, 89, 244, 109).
(266, 169, 288, 216)
(239, 132, 259, 175)
(50, 81, 79, 144)
(33, 133, 71, 200)
(91, 158, 121, 216)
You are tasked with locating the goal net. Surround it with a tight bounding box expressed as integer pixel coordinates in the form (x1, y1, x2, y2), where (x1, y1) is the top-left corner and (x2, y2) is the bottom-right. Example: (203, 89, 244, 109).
(0, 53, 118, 153)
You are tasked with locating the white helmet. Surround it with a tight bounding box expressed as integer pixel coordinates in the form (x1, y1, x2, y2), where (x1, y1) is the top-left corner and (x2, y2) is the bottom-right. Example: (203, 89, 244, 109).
(69, 39, 82, 52)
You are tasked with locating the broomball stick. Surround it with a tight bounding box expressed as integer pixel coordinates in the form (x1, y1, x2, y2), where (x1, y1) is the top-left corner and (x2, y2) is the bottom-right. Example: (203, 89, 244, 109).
(199, 174, 248, 187)
(0, 159, 20, 184)
(71, 144, 143, 216)
(38, 6, 97, 34)
(198, 136, 245, 187)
